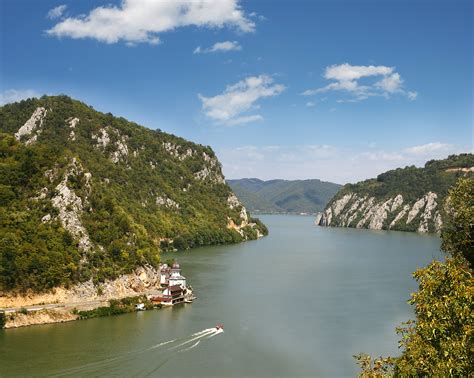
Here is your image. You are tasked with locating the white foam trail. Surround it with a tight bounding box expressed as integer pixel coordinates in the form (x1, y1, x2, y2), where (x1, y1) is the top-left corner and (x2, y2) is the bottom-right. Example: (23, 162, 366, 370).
(192, 328, 216, 336)
(205, 328, 224, 338)
(169, 329, 216, 350)
(150, 339, 177, 349)
(178, 340, 200, 353)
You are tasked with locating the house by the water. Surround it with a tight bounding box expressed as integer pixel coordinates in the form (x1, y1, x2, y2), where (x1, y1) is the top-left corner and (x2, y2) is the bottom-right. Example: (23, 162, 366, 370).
(154, 261, 194, 306)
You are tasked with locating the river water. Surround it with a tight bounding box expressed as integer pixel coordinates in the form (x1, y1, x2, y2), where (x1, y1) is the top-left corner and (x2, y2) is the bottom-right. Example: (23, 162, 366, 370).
(0, 215, 442, 377)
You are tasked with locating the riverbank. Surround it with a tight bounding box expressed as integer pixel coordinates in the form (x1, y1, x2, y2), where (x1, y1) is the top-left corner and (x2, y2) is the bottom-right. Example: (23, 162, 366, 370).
(0, 293, 160, 329)
(0, 262, 193, 329)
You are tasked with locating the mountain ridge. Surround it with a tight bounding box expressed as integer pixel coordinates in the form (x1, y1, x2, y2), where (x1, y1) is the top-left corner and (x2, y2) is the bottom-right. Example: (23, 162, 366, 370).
(228, 178, 342, 214)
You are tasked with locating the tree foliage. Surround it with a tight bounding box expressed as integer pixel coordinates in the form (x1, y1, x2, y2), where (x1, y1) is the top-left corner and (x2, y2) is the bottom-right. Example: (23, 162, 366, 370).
(394, 258, 472, 376)
(441, 178, 474, 266)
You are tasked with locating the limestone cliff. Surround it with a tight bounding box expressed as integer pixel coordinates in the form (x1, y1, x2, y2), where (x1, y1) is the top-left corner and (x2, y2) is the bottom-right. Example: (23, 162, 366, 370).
(316, 154, 474, 233)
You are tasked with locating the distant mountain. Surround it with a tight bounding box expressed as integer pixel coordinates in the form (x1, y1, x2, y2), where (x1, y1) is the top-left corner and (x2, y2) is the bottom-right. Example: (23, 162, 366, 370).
(0, 95, 267, 294)
(316, 154, 474, 233)
(228, 178, 342, 214)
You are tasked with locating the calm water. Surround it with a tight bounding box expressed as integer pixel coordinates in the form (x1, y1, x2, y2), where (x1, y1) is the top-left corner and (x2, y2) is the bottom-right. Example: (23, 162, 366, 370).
(0, 215, 442, 377)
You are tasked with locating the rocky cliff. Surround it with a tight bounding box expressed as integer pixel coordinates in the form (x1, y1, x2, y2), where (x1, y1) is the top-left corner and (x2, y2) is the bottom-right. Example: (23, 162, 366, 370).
(0, 95, 267, 295)
(315, 154, 474, 233)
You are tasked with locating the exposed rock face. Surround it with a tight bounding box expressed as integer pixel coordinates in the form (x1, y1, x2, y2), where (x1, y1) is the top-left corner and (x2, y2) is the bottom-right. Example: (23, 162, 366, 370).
(5, 310, 78, 329)
(407, 196, 426, 223)
(316, 191, 444, 233)
(194, 152, 226, 184)
(67, 117, 79, 141)
(0, 265, 161, 309)
(389, 204, 410, 229)
(93, 127, 129, 163)
(51, 158, 93, 251)
(417, 192, 438, 233)
(333, 194, 353, 216)
(92, 128, 110, 148)
(227, 193, 241, 209)
(162, 142, 194, 160)
(14, 107, 48, 145)
(156, 195, 180, 209)
(110, 134, 129, 163)
(226, 193, 263, 238)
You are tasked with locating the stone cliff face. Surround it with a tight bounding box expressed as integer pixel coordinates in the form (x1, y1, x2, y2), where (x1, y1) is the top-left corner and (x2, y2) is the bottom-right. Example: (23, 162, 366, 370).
(315, 191, 443, 233)
(0, 265, 161, 309)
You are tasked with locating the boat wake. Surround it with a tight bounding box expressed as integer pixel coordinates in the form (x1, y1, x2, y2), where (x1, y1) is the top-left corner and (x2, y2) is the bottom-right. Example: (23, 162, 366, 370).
(52, 326, 224, 376)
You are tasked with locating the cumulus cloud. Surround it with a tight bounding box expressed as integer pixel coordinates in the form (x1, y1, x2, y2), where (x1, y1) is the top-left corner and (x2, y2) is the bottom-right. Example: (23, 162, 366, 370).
(218, 142, 466, 183)
(47, 5, 67, 20)
(194, 41, 242, 54)
(198, 75, 285, 126)
(0, 89, 40, 106)
(47, 0, 254, 45)
(404, 142, 454, 156)
(302, 63, 416, 102)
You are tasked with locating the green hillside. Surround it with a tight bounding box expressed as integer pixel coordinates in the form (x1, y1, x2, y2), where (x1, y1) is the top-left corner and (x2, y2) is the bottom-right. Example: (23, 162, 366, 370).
(0, 95, 267, 293)
(228, 178, 342, 214)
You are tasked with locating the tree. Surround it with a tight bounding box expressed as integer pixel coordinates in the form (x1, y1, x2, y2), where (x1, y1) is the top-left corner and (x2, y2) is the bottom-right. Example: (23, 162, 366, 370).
(441, 178, 474, 266)
(394, 258, 472, 376)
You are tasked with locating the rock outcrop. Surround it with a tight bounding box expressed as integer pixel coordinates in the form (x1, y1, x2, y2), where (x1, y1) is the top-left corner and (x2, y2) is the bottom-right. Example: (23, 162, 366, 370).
(0, 265, 161, 309)
(226, 193, 264, 238)
(51, 158, 93, 252)
(14, 107, 48, 145)
(4, 310, 78, 329)
(316, 191, 443, 233)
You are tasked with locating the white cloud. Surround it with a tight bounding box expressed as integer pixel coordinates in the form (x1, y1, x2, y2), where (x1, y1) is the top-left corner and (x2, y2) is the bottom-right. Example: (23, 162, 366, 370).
(302, 63, 416, 102)
(194, 41, 241, 54)
(47, 0, 254, 45)
(198, 75, 285, 125)
(218, 142, 466, 183)
(404, 142, 454, 156)
(0, 89, 40, 106)
(407, 91, 418, 100)
(374, 72, 403, 93)
(306, 101, 317, 107)
(47, 5, 67, 20)
(325, 63, 394, 81)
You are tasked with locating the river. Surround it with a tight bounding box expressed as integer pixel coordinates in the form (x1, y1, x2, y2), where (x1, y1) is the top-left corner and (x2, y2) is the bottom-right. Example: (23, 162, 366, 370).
(0, 215, 442, 377)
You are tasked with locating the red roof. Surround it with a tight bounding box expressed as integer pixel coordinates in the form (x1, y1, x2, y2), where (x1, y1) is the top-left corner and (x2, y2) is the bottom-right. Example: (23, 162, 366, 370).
(169, 285, 182, 292)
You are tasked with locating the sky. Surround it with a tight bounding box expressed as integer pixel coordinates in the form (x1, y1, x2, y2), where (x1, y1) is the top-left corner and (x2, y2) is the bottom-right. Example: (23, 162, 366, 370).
(1, 0, 472, 184)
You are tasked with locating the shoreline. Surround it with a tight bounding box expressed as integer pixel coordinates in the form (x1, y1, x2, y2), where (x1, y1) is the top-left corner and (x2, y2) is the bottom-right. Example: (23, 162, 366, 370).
(0, 262, 194, 329)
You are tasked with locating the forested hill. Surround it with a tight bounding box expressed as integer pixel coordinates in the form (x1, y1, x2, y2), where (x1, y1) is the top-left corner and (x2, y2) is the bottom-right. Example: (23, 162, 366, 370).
(228, 178, 341, 214)
(0, 95, 267, 293)
(316, 154, 474, 233)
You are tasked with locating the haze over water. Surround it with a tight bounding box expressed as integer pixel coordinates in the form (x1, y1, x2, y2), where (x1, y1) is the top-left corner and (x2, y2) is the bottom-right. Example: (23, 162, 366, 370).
(0, 215, 442, 377)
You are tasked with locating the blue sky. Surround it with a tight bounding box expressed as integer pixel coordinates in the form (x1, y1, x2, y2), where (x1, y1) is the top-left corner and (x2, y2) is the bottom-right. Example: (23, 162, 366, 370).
(1, 0, 472, 183)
